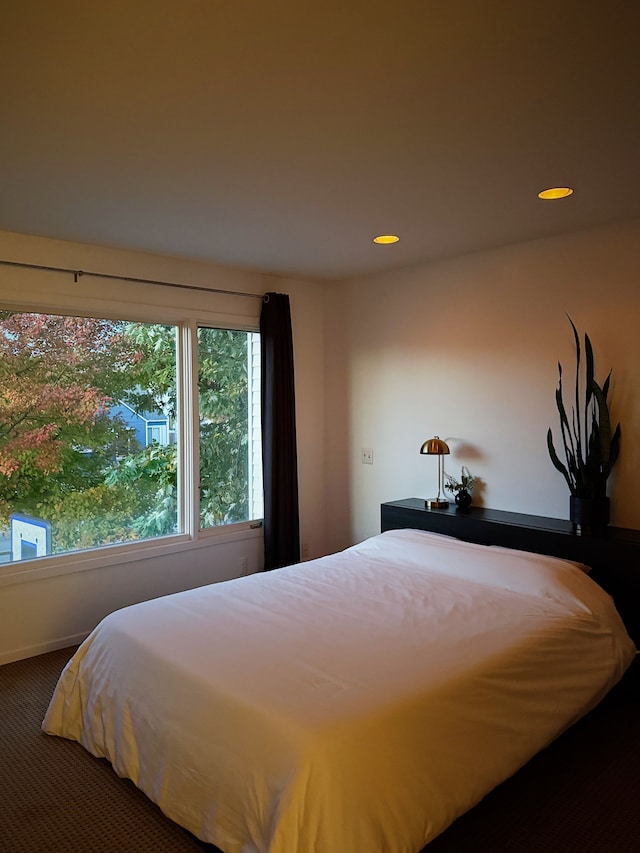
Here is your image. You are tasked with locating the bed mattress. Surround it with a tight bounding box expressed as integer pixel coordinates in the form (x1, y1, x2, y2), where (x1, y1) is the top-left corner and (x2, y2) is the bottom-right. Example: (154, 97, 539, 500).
(43, 529, 636, 852)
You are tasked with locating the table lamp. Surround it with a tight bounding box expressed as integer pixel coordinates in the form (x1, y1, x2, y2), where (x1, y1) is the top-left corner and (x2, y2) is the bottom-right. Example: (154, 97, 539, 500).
(420, 436, 450, 508)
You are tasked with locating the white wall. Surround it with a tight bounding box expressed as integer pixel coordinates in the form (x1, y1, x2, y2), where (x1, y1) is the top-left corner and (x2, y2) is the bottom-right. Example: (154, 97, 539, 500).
(4, 218, 639, 661)
(0, 230, 327, 662)
(324, 219, 640, 551)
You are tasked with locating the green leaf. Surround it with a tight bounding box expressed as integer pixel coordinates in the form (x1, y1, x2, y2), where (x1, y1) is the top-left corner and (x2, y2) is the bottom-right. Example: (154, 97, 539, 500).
(584, 331, 594, 409)
(547, 428, 574, 492)
(591, 379, 612, 467)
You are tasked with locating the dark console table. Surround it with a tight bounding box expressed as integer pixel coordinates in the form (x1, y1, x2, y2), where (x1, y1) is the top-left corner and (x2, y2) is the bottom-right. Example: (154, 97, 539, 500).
(381, 499, 640, 645)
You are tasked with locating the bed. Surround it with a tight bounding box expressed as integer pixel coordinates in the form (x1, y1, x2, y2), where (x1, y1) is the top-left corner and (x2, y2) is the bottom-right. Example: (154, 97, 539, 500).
(43, 529, 636, 853)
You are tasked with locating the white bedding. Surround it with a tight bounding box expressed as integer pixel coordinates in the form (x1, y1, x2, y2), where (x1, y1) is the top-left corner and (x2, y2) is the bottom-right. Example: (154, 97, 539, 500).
(43, 529, 636, 853)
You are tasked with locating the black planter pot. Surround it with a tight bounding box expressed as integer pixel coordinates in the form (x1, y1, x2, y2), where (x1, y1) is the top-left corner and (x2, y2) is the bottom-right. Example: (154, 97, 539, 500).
(455, 489, 472, 511)
(569, 496, 610, 536)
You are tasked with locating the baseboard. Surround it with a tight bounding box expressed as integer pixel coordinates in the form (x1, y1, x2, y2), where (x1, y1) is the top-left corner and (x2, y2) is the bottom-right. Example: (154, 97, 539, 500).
(0, 632, 88, 665)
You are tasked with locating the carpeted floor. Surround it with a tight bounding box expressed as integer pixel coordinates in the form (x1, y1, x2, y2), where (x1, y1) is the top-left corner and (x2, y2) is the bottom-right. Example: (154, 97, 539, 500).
(1, 646, 638, 852)
(0, 647, 217, 853)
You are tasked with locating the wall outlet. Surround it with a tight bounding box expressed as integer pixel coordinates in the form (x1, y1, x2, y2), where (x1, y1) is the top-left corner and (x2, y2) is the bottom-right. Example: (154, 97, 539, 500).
(240, 556, 248, 574)
(361, 447, 373, 464)
(301, 542, 309, 559)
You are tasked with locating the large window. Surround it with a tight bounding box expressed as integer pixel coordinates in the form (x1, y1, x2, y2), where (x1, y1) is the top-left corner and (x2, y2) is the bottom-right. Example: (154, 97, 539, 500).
(0, 310, 261, 566)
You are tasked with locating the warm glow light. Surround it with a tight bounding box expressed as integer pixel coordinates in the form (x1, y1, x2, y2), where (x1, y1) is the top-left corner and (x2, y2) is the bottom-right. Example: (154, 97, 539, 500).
(373, 234, 400, 244)
(538, 187, 574, 200)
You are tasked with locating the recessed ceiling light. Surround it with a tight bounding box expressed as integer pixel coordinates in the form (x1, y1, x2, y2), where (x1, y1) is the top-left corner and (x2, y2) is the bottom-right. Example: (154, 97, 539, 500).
(538, 187, 574, 200)
(373, 234, 400, 244)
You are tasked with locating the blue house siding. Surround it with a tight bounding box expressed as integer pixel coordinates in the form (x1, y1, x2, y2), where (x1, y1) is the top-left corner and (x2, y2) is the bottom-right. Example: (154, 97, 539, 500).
(110, 403, 171, 448)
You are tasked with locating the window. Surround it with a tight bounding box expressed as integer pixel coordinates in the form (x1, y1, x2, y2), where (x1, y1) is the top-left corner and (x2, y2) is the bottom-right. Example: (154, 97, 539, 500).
(197, 326, 263, 529)
(0, 309, 261, 567)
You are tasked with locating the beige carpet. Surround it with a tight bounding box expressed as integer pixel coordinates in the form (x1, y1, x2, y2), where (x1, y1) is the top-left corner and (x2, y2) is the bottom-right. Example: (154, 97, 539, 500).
(0, 646, 217, 853)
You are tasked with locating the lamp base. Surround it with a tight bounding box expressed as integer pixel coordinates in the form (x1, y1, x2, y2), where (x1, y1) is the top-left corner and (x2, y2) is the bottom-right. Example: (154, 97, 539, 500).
(426, 498, 449, 509)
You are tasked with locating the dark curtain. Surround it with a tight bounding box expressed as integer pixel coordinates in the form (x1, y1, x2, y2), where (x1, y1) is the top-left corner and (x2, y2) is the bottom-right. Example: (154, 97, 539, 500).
(260, 292, 300, 570)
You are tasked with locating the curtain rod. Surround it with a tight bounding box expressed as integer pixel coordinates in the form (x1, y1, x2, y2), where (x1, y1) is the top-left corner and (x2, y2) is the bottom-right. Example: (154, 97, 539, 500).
(0, 258, 265, 300)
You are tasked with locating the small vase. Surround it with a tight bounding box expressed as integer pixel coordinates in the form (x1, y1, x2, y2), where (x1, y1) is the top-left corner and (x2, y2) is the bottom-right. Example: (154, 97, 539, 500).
(455, 489, 472, 510)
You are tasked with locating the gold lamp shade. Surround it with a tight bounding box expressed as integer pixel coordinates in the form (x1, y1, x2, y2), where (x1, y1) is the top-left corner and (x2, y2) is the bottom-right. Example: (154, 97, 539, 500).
(420, 437, 450, 456)
(420, 435, 450, 508)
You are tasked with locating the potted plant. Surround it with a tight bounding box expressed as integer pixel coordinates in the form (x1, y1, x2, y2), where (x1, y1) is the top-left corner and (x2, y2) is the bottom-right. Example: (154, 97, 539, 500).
(444, 466, 475, 510)
(546, 317, 621, 534)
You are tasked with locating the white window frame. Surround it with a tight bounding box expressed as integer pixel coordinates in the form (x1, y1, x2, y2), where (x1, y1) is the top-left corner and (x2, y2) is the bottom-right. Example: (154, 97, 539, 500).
(0, 302, 263, 587)
(247, 332, 263, 522)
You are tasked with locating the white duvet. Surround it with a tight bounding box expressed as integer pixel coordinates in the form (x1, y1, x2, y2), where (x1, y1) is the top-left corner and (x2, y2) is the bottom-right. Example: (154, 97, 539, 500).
(43, 529, 635, 853)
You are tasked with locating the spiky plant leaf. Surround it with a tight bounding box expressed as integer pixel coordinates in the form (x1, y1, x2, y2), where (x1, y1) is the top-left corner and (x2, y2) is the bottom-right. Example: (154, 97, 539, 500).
(609, 422, 621, 473)
(584, 332, 594, 408)
(555, 368, 581, 490)
(568, 317, 584, 465)
(547, 428, 573, 491)
(592, 380, 612, 466)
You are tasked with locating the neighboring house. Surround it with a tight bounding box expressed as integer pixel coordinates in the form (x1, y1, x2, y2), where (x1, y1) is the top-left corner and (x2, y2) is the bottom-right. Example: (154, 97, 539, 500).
(0, 531, 10, 563)
(110, 402, 176, 450)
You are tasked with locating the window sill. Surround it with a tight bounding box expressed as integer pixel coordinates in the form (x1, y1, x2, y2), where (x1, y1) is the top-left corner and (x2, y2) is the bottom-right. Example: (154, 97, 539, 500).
(0, 521, 263, 587)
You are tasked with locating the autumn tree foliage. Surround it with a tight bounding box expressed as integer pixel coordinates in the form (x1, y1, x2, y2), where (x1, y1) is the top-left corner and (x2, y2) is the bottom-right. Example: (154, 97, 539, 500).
(0, 311, 143, 525)
(104, 325, 251, 530)
(197, 327, 250, 526)
(0, 311, 252, 557)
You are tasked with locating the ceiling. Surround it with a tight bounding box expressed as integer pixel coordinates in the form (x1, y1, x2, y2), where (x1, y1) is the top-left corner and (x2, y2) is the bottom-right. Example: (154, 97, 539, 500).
(1, 0, 639, 281)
